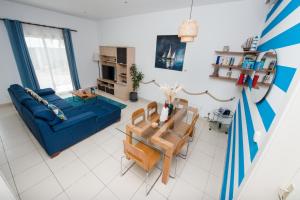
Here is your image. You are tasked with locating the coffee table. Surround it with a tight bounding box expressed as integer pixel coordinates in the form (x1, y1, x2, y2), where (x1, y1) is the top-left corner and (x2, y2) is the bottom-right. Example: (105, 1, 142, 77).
(72, 90, 98, 103)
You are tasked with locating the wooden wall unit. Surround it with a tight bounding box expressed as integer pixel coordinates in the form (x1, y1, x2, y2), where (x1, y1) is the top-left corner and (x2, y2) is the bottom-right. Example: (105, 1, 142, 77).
(97, 46, 135, 101)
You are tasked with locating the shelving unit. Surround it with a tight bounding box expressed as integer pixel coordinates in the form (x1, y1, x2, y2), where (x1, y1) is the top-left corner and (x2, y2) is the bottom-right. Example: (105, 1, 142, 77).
(97, 46, 135, 100)
(210, 50, 260, 86)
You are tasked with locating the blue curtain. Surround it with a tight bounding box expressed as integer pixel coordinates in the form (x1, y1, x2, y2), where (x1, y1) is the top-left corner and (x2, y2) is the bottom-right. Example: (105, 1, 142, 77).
(4, 19, 40, 89)
(63, 29, 81, 90)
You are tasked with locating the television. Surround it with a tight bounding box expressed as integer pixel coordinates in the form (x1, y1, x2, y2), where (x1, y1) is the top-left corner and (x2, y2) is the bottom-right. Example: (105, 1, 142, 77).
(102, 65, 115, 81)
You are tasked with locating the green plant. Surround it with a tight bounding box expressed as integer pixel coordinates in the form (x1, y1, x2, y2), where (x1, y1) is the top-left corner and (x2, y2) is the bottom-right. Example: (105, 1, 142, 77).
(130, 64, 144, 92)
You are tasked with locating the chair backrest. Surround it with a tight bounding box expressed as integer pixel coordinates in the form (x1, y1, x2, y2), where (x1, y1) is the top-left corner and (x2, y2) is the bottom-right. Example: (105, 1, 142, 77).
(175, 98, 188, 108)
(123, 140, 148, 170)
(132, 108, 145, 125)
(147, 101, 158, 117)
(175, 112, 199, 155)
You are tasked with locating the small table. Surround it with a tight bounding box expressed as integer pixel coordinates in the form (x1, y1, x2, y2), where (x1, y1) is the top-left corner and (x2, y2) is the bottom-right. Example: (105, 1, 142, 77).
(72, 90, 98, 102)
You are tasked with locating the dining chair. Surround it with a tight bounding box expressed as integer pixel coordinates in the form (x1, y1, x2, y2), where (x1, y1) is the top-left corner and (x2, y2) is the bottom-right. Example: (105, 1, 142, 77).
(162, 112, 199, 177)
(147, 101, 160, 123)
(175, 98, 188, 108)
(121, 140, 162, 196)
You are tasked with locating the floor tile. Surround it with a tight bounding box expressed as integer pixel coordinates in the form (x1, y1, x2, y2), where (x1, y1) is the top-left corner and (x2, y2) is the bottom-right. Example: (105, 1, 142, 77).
(180, 162, 210, 192)
(65, 172, 105, 200)
(14, 162, 52, 193)
(71, 139, 99, 158)
(93, 187, 118, 200)
(108, 171, 143, 200)
(45, 149, 77, 172)
(188, 150, 213, 172)
(211, 158, 225, 177)
(193, 140, 216, 157)
(53, 192, 70, 200)
(131, 183, 166, 200)
(10, 150, 43, 175)
(80, 146, 109, 170)
(20, 175, 62, 200)
(100, 136, 123, 155)
(0, 163, 13, 181)
(204, 174, 222, 199)
(92, 157, 120, 185)
(5, 141, 36, 161)
(54, 159, 89, 189)
(168, 178, 203, 200)
(154, 175, 176, 198)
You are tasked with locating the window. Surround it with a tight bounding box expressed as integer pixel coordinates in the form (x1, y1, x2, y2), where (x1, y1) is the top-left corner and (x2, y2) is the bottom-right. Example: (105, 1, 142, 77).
(23, 24, 73, 93)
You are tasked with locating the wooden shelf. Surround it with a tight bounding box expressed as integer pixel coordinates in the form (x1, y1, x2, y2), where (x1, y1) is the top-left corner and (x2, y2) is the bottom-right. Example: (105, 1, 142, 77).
(211, 64, 253, 72)
(258, 82, 271, 87)
(215, 50, 260, 55)
(209, 75, 237, 82)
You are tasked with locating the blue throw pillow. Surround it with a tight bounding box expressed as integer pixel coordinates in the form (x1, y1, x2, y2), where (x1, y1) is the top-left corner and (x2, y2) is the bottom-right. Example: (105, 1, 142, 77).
(48, 104, 67, 121)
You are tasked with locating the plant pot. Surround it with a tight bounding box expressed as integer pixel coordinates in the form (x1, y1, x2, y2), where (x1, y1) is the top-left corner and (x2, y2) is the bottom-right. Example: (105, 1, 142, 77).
(129, 92, 138, 102)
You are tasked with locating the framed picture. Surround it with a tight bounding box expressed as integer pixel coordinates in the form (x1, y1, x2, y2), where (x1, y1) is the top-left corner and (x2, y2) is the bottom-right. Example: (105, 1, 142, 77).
(155, 35, 186, 71)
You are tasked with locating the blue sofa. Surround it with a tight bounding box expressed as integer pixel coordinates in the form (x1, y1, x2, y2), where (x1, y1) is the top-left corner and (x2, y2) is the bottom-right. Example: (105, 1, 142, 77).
(8, 84, 121, 157)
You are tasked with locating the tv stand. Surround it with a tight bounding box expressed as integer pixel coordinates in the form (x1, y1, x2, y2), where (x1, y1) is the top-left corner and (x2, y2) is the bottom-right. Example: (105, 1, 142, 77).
(97, 46, 135, 100)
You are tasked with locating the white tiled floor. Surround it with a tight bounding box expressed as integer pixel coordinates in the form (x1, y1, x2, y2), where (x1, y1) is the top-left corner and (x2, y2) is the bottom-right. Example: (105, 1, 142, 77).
(0, 93, 227, 200)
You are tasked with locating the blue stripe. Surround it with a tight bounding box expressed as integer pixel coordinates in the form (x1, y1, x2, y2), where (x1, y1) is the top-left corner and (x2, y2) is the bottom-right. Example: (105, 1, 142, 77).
(229, 112, 237, 200)
(274, 65, 297, 92)
(220, 120, 233, 200)
(266, 0, 283, 22)
(256, 99, 276, 132)
(242, 89, 258, 161)
(238, 101, 245, 185)
(258, 23, 300, 52)
(261, 0, 300, 37)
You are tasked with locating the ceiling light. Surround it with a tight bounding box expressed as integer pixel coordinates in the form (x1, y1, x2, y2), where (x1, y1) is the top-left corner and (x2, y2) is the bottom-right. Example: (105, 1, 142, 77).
(178, 0, 199, 43)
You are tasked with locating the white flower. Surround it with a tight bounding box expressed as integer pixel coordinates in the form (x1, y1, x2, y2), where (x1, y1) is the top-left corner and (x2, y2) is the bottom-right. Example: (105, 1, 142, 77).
(160, 83, 182, 104)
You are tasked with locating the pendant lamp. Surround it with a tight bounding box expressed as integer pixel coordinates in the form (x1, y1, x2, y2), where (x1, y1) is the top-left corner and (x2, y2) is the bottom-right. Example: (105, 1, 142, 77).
(178, 0, 199, 42)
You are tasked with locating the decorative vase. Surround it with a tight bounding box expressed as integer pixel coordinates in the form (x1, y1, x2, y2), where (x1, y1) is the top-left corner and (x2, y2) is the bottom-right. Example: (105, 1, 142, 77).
(160, 104, 169, 122)
(129, 92, 138, 102)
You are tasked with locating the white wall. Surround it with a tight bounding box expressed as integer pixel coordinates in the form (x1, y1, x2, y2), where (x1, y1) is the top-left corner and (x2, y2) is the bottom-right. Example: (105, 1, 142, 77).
(97, 0, 267, 116)
(0, 0, 99, 104)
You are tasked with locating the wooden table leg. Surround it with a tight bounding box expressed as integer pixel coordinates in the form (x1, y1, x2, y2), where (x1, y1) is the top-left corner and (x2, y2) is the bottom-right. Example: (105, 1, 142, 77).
(162, 151, 173, 184)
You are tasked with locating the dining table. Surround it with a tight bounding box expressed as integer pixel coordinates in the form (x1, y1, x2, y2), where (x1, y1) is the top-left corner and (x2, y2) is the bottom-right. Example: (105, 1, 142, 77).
(115, 104, 196, 184)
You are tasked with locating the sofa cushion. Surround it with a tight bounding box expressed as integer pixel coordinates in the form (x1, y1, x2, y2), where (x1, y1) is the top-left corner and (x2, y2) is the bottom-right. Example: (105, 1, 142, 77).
(34, 88, 55, 96)
(48, 104, 67, 121)
(25, 88, 48, 105)
(10, 84, 24, 92)
(23, 99, 56, 121)
(43, 94, 62, 102)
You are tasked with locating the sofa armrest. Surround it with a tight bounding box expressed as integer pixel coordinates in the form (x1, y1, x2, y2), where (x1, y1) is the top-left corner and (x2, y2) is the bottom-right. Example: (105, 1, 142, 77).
(34, 88, 55, 96)
(52, 112, 96, 132)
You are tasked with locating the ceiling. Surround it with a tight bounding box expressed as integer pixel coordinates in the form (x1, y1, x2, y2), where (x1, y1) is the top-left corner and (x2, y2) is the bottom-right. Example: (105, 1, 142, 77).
(6, 0, 242, 20)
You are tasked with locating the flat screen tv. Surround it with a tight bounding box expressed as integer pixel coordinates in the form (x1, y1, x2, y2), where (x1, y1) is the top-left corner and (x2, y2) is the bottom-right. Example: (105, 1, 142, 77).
(102, 65, 115, 81)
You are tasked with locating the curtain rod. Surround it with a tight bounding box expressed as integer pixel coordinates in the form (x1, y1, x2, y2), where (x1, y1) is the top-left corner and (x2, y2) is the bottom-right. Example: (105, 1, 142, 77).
(0, 18, 77, 32)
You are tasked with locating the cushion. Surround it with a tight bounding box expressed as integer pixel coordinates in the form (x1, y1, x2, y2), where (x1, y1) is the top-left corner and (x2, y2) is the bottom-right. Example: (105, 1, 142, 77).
(34, 88, 55, 96)
(10, 84, 24, 92)
(23, 99, 55, 121)
(25, 88, 48, 105)
(48, 103, 67, 121)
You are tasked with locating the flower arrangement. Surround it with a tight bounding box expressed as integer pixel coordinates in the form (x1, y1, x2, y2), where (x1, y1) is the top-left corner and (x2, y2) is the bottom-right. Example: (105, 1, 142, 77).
(160, 83, 182, 104)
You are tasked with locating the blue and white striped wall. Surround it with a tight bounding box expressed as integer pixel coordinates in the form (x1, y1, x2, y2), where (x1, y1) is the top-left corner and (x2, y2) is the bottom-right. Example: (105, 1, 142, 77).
(221, 0, 300, 199)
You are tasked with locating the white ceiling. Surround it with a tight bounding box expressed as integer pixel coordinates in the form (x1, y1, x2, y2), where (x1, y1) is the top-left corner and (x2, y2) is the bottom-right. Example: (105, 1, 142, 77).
(6, 0, 242, 20)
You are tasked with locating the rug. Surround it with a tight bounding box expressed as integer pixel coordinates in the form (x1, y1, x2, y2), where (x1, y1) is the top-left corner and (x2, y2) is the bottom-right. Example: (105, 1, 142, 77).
(64, 96, 127, 109)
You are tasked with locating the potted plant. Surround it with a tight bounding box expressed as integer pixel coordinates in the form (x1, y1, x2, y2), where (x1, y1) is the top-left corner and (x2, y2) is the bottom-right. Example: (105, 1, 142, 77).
(130, 64, 144, 102)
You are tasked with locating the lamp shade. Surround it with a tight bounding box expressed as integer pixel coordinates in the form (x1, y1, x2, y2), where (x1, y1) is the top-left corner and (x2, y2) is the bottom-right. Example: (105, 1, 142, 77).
(93, 52, 100, 61)
(178, 19, 199, 42)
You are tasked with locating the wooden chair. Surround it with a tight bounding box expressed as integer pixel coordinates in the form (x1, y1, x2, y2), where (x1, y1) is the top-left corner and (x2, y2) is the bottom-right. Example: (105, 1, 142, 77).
(161, 112, 199, 177)
(131, 108, 155, 139)
(175, 98, 188, 108)
(147, 101, 160, 123)
(121, 140, 162, 195)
